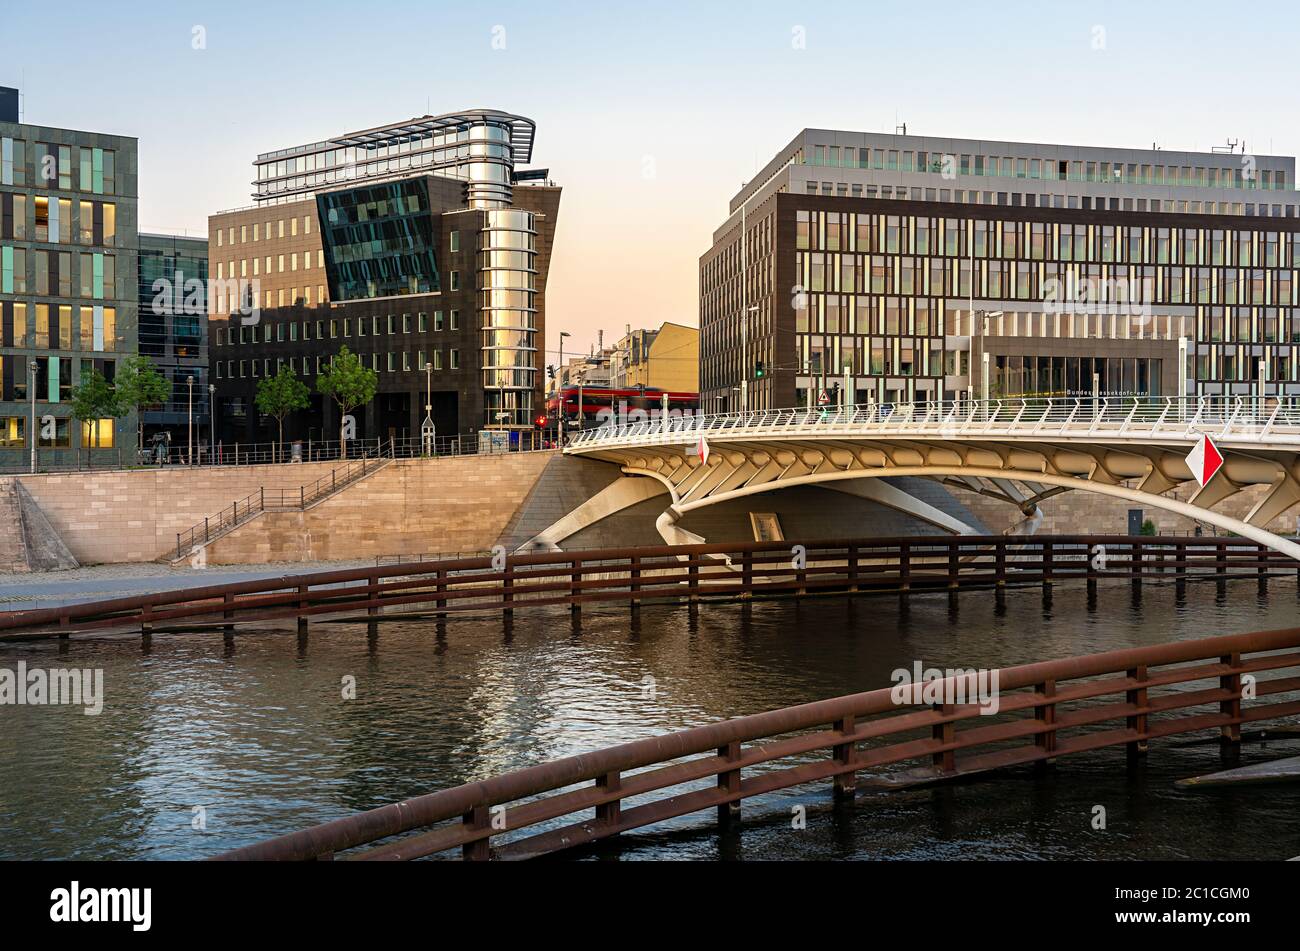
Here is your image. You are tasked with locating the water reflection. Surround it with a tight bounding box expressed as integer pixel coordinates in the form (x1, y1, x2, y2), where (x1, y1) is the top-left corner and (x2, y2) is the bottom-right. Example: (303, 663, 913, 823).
(1, 577, 1298, 860)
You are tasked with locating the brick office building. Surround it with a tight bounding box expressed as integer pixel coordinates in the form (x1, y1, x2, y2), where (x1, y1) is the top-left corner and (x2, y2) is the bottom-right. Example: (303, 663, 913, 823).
(208, 109, 560, 445)
(701, 129, 1300, 413)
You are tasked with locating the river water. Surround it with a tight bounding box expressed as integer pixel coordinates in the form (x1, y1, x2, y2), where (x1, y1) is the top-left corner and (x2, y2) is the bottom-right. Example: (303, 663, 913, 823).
(2, 577, 1298, 860)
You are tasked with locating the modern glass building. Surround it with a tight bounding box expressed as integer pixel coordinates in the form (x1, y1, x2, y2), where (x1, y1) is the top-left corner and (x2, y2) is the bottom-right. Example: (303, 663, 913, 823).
(0, 87, 139, 467)
(137, 232, 209, 448)
(701, 129, 1300, 412)
(208, 109, 560, 441)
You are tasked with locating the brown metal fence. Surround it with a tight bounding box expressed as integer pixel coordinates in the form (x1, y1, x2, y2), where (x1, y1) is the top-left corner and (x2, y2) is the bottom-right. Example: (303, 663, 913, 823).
(212, 624, 1300, 861)
(0, 535, 1293, 642)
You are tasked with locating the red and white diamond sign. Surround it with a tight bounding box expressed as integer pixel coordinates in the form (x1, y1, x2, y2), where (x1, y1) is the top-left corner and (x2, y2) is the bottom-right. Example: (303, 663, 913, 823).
(1185, 433, 1224, 488)
(696, 436, 710, 464)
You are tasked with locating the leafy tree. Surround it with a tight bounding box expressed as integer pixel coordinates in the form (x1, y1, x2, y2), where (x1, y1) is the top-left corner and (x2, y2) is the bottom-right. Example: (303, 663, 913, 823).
(114, 356, 172, 448)
(316, 345, 378, 459)
(69, 368, 120, 453)
(255, 365, 310, 461)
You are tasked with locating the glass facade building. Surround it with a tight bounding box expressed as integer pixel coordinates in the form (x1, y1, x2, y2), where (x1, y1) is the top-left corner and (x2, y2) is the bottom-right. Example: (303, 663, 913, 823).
(138, 232, 210, 445)
(208, 109, 560, 440)
(0, 91, 138, 466)
(317, 178, 440, 301)
(701, 129, 1300, 412)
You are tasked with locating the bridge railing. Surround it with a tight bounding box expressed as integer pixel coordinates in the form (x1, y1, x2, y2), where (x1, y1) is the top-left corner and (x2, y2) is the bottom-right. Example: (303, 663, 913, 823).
(213, 624, 1300, 861)
(567, 395, 1300, 448)
(0, 535, 1292, 641)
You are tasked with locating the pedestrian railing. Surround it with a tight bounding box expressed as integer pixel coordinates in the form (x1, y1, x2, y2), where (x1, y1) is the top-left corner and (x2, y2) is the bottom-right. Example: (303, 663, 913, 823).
(0, 535, 1293, 641)
(568, 395, 1300, 451)
(212, 624, 1300, 860)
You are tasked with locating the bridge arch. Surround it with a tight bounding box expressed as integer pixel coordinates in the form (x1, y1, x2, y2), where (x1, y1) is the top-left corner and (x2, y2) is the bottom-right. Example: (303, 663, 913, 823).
(639, 463, 1300, 561)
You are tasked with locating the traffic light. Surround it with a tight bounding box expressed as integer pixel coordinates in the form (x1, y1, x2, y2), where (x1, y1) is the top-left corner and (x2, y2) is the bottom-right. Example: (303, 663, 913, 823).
(546, 364, 556, 380)
(755, 360, 765, 379)
(535, 415, 548, 429)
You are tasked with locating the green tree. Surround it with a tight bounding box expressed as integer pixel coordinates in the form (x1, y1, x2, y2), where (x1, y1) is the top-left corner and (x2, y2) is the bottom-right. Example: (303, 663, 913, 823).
(69, 368, 120, 455)
(255, 365, 310, 461)
(316, 345, 378, 459)
(114, 356, 172, 449)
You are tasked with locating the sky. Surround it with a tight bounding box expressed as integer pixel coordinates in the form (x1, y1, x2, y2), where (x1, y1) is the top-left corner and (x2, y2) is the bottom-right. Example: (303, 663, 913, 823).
(3, 0, 1299, 367)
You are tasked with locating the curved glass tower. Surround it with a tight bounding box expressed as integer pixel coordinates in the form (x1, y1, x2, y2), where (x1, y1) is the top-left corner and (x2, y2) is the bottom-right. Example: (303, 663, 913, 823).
(479, 208, 538, 427)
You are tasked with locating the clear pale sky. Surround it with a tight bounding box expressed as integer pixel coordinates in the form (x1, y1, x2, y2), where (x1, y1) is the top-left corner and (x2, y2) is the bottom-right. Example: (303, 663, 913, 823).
(3, 0, 1298, 366)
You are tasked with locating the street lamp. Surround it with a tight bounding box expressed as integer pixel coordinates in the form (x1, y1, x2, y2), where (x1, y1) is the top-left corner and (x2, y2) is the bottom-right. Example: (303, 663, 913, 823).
(207, 384, 216, 464)
(28, 360, 38, 474)
(422, 361, 436, 456)
(186, 374, 195, 465)
(557, 330, 571, 445)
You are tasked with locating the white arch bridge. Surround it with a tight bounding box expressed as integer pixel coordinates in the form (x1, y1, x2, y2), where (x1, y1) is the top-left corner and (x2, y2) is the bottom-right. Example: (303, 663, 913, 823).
(538, 397, 1300, 561)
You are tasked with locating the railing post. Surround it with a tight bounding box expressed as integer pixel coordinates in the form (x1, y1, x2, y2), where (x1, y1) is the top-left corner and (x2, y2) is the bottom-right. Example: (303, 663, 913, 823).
(995, 539, 1007, 587)
(688, 553, 700, 600)
(832, 714, 857, 801)
(176, 532, 182, 561)
(1126, 664, 1149, 758)
(898, 542, 911, 592)
(367, 569, 380, 619)
(1216, 541, 1227, 578)
(297, 584, 309, 633)
(595, 771, 621, 831)
(1132, 539, 1143, 585)
(948, 538, 960, 589)
(846, 544, 859, 593)
(1041, 540, 1053, 587)
(204, 517, 210, 543)
(223, 591, 235, 631)
(932, 703, 956, 773)
(1220, 651, 1242, 743)
(716, 741, 742, 827)
(570, 558, 582, 612)
(435, 568, 447, 616)
(629, 553, 641, 609)
(1034, 678, 1057, 765)
(1176, 541, 1187, 581)
(461, 805, 491, 861)
(502, 557, 513, 616)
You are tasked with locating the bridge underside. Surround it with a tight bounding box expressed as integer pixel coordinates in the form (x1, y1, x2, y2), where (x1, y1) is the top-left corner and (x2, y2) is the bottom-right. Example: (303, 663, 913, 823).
(538, 434, 1300, 561)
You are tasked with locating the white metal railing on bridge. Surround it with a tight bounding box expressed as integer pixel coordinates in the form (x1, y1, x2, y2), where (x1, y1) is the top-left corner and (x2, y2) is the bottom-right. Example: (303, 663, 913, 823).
(565, 396, 1300, 451)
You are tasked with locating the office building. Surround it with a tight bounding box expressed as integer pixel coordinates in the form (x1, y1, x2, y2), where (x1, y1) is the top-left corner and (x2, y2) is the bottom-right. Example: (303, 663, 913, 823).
(207, 109, 560, 444)
(0, 87, 138, 465)
(701, 129, 1300, 412)
(137, 232, 209, 448)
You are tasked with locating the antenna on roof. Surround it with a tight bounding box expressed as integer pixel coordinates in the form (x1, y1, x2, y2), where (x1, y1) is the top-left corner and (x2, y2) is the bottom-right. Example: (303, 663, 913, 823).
(896, 122, 907, 136)
(1211, 138, 1239, 154)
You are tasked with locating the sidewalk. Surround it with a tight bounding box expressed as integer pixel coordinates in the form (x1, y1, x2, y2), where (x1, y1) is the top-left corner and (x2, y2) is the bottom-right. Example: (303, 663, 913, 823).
(0, 559, 377, 610)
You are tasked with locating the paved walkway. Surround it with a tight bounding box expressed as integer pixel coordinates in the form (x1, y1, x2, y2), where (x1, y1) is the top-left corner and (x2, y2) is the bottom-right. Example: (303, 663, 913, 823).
(0, 560, 377, 610)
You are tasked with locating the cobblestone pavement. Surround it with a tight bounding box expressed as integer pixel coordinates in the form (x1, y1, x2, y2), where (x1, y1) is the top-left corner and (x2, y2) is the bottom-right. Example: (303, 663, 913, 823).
(0, 559, 380, 609)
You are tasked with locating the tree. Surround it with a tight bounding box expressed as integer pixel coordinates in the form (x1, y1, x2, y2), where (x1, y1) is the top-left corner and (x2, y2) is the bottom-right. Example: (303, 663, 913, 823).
(69, 368, 120, 456)
(255, 365, 310, 461)
(316, 345, 378, 459)
(114, 356, 172, 449)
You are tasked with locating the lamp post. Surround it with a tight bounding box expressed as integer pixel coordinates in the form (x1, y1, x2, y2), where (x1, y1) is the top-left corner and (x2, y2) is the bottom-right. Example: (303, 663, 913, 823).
(557, 330, 571, 445)
(422, 361, 435, 456)
(28, 359, 38, 474)
(207, 384, 215, 464)
(186, 374, 194, 465)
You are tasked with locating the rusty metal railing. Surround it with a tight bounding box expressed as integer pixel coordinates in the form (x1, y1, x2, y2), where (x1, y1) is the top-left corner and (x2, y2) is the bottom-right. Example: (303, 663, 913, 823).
(0, 535, 1294, 641)
(213, 625, 1300, 861)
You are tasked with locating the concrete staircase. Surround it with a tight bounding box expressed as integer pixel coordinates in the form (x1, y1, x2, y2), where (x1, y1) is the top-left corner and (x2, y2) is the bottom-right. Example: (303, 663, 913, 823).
(0, 479, 30, 573)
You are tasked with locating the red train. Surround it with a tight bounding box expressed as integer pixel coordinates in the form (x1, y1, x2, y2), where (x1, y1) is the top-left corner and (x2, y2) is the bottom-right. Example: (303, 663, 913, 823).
(544, 385, 699, 427)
